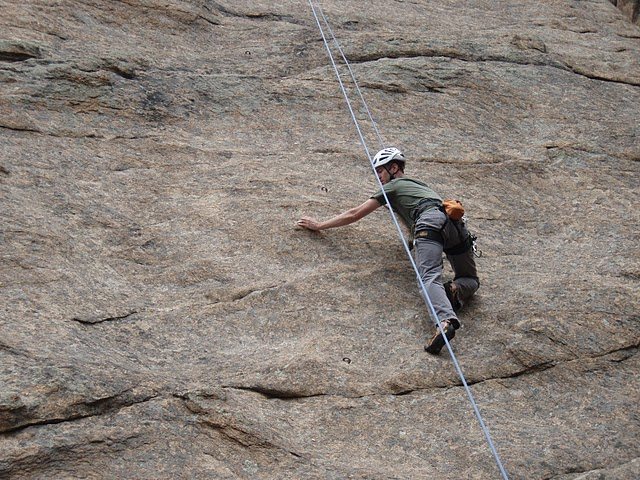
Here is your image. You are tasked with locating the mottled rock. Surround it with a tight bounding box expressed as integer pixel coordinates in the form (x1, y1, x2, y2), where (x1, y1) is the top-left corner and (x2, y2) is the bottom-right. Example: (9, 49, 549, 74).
(610, 0, 640, 23)
(1, 1, 639, 479)
(0, 40, 42, 62)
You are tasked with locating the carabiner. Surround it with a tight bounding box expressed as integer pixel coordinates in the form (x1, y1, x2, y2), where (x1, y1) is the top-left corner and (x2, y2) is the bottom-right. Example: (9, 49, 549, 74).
(471, 235, 483, 258)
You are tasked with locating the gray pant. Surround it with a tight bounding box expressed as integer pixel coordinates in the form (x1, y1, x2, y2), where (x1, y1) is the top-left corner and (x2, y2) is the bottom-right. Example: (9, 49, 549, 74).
(414, 208, 479, 328)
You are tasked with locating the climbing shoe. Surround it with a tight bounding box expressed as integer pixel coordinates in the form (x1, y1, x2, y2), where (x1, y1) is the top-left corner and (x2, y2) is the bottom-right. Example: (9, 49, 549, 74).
(444, 281, 463, 311)
(424, 320, 456, 355)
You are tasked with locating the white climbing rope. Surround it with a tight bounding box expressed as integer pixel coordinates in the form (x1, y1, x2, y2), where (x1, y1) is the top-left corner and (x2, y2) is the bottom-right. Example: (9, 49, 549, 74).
(313, 2, 386, 150)
(307, 2, 510, 479)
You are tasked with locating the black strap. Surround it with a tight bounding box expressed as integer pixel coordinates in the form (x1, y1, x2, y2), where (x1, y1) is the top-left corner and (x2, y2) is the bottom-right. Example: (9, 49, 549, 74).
(414, 228, 444, 244)
(412, 198, 443, 221)
(415, 228, 474, 255)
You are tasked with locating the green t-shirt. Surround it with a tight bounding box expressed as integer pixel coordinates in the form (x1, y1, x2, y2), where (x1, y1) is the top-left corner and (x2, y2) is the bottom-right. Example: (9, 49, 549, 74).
(371, 177, 442, 231)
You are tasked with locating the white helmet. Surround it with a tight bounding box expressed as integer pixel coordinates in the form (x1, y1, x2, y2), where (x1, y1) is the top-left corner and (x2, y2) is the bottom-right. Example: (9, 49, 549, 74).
(372, 147, 405, 168)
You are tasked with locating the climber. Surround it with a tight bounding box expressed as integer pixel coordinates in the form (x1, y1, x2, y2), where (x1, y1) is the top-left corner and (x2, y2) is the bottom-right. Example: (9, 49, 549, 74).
(296, 147, 479, 354)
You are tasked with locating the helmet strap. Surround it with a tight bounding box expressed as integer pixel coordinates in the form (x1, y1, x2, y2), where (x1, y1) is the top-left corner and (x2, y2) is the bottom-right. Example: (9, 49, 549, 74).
(385, 164, 396, 180)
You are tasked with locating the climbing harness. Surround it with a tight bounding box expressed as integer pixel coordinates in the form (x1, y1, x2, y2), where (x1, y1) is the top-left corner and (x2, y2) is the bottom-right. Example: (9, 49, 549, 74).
(414, 228, 444, 244)
(306, 2, 508, 479)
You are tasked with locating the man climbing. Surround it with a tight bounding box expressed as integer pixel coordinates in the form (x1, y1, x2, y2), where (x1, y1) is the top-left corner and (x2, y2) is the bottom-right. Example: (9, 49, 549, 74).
(296, 147, 479, 354)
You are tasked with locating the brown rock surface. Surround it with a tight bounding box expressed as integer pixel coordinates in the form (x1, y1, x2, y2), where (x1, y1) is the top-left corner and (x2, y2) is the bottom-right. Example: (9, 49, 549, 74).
(610, 0, 640, 24)
(1, 1, 639, 479)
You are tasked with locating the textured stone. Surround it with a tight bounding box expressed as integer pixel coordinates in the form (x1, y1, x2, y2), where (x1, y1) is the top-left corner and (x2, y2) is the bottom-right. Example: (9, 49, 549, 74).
(610, 0, 640, 24)
(1, 1, 639, 479)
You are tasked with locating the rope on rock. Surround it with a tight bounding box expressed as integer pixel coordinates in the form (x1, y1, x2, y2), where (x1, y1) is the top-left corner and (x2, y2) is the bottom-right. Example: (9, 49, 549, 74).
(307, 2, 509, 478)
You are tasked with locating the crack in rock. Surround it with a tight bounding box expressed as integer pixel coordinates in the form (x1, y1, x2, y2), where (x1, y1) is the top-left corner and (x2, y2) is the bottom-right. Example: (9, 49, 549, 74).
(173, 392, 304, 459)
(205, 283, 283, 305)
(476, 344, 639, 388)
(543, 454, 640, 479)
(0, 40, 41, 62)
(0, 125, 124, 139)
(200, 417, 303, 459)
(223, 385, 328, 401)
(1, 390, 159, 434)
(72, 310, 138, 325)
(222, 345, 638, 402)
(348, 49, 640, 88)
(0, 342, 30, 358)
(0, 125, 42, 134)
(205, 2, 302, 25)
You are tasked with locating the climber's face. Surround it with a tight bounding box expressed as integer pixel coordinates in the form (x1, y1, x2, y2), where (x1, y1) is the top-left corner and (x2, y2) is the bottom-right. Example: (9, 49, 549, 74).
(376, 164, 399, 184)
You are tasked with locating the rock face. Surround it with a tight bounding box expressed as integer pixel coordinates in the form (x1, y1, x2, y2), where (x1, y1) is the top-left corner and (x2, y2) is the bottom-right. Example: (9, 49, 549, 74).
(1, 1, 639, 479)
(610, 0, 640, 24)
